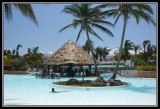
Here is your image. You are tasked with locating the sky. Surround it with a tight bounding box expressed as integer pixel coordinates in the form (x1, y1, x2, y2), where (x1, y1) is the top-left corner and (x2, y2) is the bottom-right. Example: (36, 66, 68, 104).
(3, 3, 157, 56)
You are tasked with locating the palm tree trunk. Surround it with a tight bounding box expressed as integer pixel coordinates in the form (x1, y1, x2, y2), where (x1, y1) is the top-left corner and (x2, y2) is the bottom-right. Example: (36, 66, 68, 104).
(135, 50, 137, 58)
(110, 16, 127, 80)
(144, 48, 147, 64)
(100, 53, 102, 62)
(86, 29, 99, 77)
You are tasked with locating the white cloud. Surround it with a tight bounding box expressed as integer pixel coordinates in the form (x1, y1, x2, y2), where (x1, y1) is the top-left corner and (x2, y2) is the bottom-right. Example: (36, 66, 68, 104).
(109, 48, 119, 56)
(47, 51, 53, 54)
(129, 49, 144, 55)
(8, 48, 13, 51)
(108, 48, 143, 56)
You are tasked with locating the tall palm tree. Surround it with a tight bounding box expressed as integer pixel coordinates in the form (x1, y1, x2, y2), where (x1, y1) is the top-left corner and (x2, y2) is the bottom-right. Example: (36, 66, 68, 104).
(96, 3, 156, 80)
(152, 45, 156, 62)
(102, 46, 111, 61)
(27, 48, 32, 55)
(133, 44, 141, 58)
(95, 46, 103, 62)
(95, 47, 100, 60)
(146, 44, 156, 64)
(59, 4, 114, 76)
(122, 40, 134, 61)
(143, 40, 151, 63)
(4, 3, 38, 27)
(12, 49, 16, 58)
(24, 47, 43, 68)
(82, 40, 94, 54)
(16, 44, 22, 58)
(4, 49, 11, 57)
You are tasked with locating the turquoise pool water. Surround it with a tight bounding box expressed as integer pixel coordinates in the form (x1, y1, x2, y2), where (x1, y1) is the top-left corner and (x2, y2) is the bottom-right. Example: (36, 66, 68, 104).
(3, 74, 157, 106)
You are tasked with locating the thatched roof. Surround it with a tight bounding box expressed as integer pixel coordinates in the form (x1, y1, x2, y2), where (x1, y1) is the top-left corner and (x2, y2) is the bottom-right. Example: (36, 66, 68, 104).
(44, 40, 100, 65)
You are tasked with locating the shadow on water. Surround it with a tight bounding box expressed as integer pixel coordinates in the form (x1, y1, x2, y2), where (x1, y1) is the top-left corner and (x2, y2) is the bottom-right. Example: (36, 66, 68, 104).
(125, 85, 156, 95)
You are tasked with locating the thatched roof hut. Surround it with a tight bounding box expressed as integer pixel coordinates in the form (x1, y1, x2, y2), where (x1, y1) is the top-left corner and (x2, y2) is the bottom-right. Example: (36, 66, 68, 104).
(44, 40, 100, 66)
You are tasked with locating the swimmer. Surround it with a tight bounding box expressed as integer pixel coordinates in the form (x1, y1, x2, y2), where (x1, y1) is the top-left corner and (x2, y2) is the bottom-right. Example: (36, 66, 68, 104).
(52, 88, 56, 92)
(51, 88, 68, 93)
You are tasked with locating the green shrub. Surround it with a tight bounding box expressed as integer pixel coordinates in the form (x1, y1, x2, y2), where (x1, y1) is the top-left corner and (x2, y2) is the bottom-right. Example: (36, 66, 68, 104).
(131, 58, 146, 66)
(136, 66, 156, 71)
(17, 67, 27, 71)
(4, 65, 13, 70)
(136, 66, 142, 71)
(121, 66, 136, 70)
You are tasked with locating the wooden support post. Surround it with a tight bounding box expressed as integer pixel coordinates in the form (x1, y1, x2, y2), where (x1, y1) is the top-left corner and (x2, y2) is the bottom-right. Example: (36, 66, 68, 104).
(47, 65, 50, 78)
(69, 64, 73, 77)
(89, 65, 91, 76)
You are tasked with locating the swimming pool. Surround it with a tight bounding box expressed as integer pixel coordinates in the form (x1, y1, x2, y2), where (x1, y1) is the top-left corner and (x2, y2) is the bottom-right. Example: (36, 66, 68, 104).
(3, 74, 157, 106)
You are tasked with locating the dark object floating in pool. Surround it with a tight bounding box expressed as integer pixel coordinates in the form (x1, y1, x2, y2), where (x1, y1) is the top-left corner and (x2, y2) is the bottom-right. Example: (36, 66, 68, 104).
(86, 88, 90, 90)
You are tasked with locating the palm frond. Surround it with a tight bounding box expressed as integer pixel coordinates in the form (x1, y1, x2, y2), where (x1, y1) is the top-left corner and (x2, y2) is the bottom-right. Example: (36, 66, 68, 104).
(62, 4, 81, 18)
(136, 10, 156, 26)
(94, 4, 117, 9)
(58, 23, 74, 33)
(91, 20, 114, 27)
(14, 4, 38, 27)
(88, 26, 103, 41)
(97, 9, 117, 17)
(76, 26, 83, 43)
(73, 19, 82, 29)
(90, 23, 114, 37)
(4, 4, 13, 21)
(113, 8, 120, 18)
(114, 13, 121, 25)
(132, 4, 153, 15)
(130, 9, 140, 24)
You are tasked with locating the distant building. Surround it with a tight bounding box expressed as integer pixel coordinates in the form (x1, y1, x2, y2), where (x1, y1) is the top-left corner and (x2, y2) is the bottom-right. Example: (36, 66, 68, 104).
(83, 61, 126, 74)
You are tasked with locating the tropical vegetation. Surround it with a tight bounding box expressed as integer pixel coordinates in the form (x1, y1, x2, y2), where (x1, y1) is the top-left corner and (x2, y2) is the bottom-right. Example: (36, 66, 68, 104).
(58, 4, 114, 76)
(3, 3, 156, 78)
(4, 44, 44, 71)
(95, 3, 156, 80)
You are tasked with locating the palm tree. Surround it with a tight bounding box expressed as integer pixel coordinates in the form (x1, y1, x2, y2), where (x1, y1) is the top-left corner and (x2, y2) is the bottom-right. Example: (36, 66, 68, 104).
(32, 47, 39, 67)
(121, 40, 134, 61)
(4, 3, 38, 27)
(11, 49, 16, 58)
(59, 4, 114, 76)
(27, 48, 32, 55)
(96, 3, 156, 80)
(143, 40, 150, 63)
(82, 40, 94, 54)
(102, 47, 111, 61)
(146, 44, 156, 64)
(4, 49, 11, 57)
(95, 46, 103, 62)
(24, 47, 43, 68)
(16, 44, 22, 58)
(133, 44, 141, 58)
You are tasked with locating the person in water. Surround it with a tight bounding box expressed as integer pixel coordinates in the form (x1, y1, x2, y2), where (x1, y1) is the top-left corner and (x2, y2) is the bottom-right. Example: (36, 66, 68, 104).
(52, 88, 68, 93)
(52, 88, 56, 92)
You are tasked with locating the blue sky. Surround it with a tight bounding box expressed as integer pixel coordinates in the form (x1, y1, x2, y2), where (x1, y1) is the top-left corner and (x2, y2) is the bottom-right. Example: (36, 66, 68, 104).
(3, 3, 157, 55)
